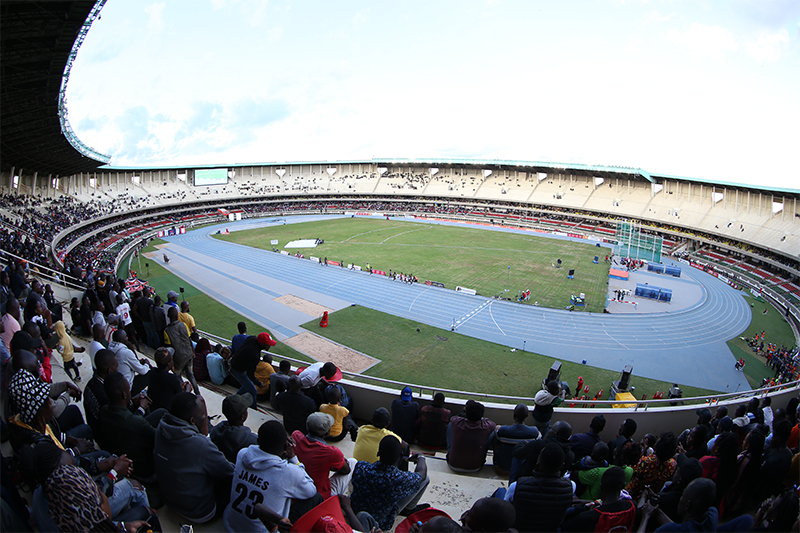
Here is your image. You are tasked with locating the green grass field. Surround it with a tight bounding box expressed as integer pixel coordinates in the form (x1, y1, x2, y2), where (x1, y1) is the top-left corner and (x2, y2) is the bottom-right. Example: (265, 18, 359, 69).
(726, 295, 796, 389)
(120, 222, 795, 400)
(117, 241, 312, 363)
(215, 218, 611, 311)
(301, 305, 716, 401)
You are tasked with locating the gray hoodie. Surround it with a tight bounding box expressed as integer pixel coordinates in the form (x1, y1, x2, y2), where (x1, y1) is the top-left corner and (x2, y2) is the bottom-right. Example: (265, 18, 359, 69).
(223, 445, 317, 532)
(154, 413, 233, 522)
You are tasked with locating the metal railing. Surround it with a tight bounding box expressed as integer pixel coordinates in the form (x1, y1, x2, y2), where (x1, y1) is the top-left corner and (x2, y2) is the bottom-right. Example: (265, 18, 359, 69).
(196, 329, 800, 409)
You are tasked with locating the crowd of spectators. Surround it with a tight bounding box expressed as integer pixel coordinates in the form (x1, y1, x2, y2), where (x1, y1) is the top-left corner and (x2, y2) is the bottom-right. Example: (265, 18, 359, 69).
(2, 250, 800, 531)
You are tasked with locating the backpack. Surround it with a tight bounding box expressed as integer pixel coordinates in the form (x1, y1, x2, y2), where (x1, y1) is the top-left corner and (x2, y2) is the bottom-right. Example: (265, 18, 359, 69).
(593, 499, 636, 533)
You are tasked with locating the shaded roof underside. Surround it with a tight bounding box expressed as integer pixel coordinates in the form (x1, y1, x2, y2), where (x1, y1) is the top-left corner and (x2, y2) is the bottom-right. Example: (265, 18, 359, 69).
(1, 0, 107, 176)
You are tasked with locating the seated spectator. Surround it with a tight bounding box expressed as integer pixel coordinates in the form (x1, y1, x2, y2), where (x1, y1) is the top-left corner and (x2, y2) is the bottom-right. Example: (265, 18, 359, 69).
(223, 420, 320, 531)
(207, 344, 234, 386)
(43, 459, 156, 533)
(570, 414, 606, 462)
(657, 454, 704, 522)
(353, 407, 403, 464)
(230, 331, 276, 409)
(98, 371, 166, 481)
(11, 348, 89, 439)
(1, 298, 21, 348)
(447, 400, 496, 472)
(512, 420, 574, 482)
(147, 347, 192, 413)
(254, 352, 274, 398)
(510, 442, 573, 532)
(192, 337, 212, 382)
(459, 497, 515, 532)
(755, 419, 794, 502)
(277, 376, 317, 435)
(209, 393, 258, 463)
(681, 425, 709, 460)
(724, 428, 765, 519)
(109, 329, 151, 395)
(351, 435, 430, 531)
(269, 359, 293, 409)
(574, 441, 609, 472)
(418, 392, 451, 449)
(562, 466, 635, 532)
(299, 361, 339, 407)
(626, 431, 678, 499)
(699, 431, 739, 507)
(88, 323, 107, 370)
(577, 440, 638, 501)
(154, 392, 233, 523)
(84, 348, 118, 433)
(531, 380, 565, 434)
(639, 478, 719, 532)
(320, 385, 358, 442)
(706, 416, 733, 451)
(292, 412, 355, 499)
(607, 417, 637, 460)
(391, 386, 421, 443)
(491, 403, 539, 474)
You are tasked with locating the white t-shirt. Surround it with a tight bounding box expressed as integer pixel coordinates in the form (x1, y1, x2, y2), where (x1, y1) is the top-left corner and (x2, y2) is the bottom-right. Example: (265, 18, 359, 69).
(116, 302, 132, 326)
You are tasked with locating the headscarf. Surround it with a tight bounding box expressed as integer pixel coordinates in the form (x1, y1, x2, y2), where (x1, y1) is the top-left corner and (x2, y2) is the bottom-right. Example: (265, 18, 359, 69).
(53, 320, 74, 361)
(45, 464, 109, 532)
(9, 369, 49, 424)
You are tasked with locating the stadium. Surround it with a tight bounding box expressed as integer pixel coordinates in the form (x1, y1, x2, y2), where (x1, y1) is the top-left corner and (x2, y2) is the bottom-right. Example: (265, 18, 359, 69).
(2, 1, 799, 531)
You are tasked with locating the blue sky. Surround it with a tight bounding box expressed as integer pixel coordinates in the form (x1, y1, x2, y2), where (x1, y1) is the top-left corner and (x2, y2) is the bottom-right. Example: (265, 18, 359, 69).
(67, 0, 800, 189)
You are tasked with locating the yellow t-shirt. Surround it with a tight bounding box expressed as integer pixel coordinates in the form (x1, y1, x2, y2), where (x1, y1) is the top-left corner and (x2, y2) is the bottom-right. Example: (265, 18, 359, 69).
(320, 403, 349, 437)
(352, 424, 400, 463)
(178, 312, 195, 335)
(254, 362, 275, 395)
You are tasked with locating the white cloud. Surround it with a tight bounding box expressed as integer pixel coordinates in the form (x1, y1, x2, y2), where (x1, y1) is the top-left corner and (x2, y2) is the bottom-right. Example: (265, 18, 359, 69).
(664, 23, 739, 59)
(144, 2, 165, 32)
(352, 11, 367, 29)
(746, 28, 790, 62)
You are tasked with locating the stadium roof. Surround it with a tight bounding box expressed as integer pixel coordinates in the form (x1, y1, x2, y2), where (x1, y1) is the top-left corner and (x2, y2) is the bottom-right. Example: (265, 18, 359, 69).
(0, 0, 110, 177)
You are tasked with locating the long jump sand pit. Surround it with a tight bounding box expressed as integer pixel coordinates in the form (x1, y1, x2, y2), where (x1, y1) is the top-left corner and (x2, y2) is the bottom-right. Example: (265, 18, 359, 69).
(273, 294, 334, 317)
(284, 332, 378, 373)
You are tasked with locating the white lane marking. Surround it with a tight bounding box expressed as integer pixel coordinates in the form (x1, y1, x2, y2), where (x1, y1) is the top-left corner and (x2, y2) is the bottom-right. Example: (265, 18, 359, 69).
(488, 300, 506, 336)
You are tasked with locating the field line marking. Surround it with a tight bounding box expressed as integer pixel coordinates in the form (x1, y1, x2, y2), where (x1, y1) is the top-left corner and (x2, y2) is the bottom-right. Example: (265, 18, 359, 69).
(341, 225, 406, 243)
(409, 288, 432, 311)
(453, 300, 491, 330)
(488, 301, 506, 336)
(379, 226, 431, 244)
(605, 330, 630, 350)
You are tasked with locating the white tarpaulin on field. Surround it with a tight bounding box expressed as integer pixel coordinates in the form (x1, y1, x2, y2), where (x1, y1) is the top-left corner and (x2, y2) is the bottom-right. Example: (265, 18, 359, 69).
(285, 239, 318, 248)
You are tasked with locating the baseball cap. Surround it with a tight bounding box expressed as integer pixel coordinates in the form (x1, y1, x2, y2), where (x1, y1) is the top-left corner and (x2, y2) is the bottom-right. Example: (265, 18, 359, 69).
(167, 290, 179, 299)
(401, 386, 412, 401)
(306, 412, 334, 437)
(222, 393, 253, 421)
(257, 332, 277, 347)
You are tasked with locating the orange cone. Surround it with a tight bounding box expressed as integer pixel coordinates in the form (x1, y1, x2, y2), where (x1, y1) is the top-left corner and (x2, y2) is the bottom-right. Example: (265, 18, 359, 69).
(319, 311, 328, 328)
